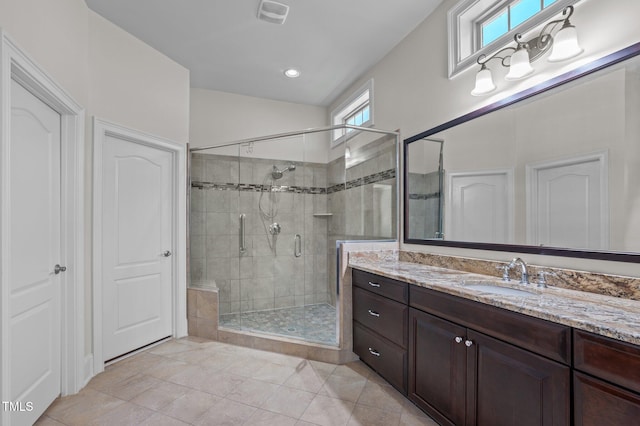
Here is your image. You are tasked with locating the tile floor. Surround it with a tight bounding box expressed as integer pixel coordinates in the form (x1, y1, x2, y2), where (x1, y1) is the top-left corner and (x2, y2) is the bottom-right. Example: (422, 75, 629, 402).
(37, 337, 439, 426)
(219, 304, 337, 345)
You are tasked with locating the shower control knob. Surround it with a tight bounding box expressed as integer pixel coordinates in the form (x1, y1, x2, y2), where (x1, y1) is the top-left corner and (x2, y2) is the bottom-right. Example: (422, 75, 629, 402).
(162, 250, 172, 257)
(269, 223, 281, 235)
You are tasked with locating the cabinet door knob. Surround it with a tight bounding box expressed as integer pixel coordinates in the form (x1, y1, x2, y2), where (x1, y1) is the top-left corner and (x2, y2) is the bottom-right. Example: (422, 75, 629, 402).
(54, 264, 67, 274)
(368, 309, 380, 318)
(455, 336, 463, 343)
(368, 281, 381, 288)
(368, 347, 381, 357)
(465, 340, 474, 347)
(162, 250, 172, 257)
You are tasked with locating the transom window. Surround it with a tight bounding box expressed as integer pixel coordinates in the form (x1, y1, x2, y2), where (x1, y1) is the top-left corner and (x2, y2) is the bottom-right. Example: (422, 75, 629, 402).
(448, 0, 578, 78)
(344, 103, 370, 133)
(481, 0, 559, 46)
(331, 79, 374, 147)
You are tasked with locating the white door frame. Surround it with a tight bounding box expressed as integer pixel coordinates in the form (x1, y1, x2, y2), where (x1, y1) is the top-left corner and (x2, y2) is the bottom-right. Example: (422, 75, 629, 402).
(92, 118, 187, 375)
(0, 30, 86, 424)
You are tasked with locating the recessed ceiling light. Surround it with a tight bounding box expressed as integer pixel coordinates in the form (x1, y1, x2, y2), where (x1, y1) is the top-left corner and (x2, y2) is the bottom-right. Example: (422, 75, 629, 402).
(284, 68, 300, 78)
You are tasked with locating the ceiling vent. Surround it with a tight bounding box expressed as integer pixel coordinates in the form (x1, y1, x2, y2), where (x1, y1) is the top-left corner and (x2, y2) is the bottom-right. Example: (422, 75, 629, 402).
(257, 0, 289, 25)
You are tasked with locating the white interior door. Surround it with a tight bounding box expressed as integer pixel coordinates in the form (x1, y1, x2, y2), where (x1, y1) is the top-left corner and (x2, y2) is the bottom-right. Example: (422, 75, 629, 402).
(101, 135, 173, 361)
(446, 170, 514, 243)
(526, 152, 609, 249)
(8, 79, 62, 425)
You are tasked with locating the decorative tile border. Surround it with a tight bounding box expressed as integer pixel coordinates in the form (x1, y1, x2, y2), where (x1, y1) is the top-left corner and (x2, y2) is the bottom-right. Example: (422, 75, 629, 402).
(408, 191, 441, 200)
(191, 181, 327, 194)
(192, 168, 396, 195)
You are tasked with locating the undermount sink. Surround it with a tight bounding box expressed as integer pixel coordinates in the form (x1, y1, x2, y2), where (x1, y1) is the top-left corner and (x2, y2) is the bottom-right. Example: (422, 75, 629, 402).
(461, 280, 538, 297)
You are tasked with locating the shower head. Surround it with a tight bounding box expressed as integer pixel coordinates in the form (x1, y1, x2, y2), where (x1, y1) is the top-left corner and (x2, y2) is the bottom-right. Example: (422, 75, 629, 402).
(271, 164, 296, 179)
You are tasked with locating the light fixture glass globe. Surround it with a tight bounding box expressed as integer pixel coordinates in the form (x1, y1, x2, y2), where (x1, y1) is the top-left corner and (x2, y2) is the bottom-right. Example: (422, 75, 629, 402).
(548, 25, 583, 62)
(471, 67, 496, 96)
(505, 47, 534, 80)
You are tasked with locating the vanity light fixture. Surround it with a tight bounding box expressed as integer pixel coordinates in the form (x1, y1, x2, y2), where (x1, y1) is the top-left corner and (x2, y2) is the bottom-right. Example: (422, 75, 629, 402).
(471, 5, 583, 96)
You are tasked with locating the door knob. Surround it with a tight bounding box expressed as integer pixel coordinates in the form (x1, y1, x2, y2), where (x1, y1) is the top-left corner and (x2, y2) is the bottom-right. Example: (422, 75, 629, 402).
(162, 250, 172, 257)
(54, 264, 67, 274)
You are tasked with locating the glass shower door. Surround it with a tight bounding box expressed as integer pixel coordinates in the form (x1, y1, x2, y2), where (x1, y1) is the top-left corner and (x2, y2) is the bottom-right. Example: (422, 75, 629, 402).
(193, 132, 339, 346)
(236, 136, 310, 340)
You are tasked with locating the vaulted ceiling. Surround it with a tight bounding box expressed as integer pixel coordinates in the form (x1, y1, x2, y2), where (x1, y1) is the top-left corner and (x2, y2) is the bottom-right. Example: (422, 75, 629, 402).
(86, 0, 443, 106)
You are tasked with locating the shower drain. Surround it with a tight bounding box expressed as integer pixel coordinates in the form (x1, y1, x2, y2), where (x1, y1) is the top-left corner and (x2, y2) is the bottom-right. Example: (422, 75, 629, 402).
(286, 327, 297, 332)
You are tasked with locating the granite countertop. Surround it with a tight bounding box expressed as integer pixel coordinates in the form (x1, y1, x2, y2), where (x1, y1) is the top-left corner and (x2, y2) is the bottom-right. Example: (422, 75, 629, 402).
(348, 252, 640, 346)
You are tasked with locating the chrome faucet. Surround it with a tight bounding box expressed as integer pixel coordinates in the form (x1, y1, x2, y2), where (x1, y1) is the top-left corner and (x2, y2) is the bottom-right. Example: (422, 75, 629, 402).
(508, 257, 529, 285)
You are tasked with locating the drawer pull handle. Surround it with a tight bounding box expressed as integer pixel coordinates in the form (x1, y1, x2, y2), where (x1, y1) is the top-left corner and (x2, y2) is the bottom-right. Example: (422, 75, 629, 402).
(455, 336, 463, 343)
(368, 281, 381, 288)
(465, 340, 474, 347)
(368, 310, 380, 317)
(368, 347, 381, 357)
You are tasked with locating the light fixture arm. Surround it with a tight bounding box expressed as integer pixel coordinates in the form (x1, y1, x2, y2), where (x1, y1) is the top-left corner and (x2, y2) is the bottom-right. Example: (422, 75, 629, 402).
(476, 43, 518, 69)
(537, 5, 575, 49)
(478, 5, 577, 69)
(471, 4, 582, 96)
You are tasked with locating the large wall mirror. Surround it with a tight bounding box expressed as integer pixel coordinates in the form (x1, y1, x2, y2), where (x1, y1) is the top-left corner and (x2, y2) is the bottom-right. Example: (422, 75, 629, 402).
(404, 42, 640, 262)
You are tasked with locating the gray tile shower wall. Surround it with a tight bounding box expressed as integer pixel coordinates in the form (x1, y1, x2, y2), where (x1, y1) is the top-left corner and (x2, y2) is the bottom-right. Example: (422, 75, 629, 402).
(190, 153, 330, 315)
(190, 137, 398, 317)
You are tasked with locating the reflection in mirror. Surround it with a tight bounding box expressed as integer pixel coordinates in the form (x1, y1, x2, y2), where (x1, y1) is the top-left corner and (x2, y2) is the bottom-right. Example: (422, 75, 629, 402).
(406, 139, 443, 240)
(343, 132, 398, 240)
(404, 43, 640, 260)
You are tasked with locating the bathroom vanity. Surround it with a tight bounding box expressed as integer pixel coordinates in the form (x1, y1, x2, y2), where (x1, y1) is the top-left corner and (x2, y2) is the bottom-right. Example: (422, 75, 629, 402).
(350, 252, 640, 426)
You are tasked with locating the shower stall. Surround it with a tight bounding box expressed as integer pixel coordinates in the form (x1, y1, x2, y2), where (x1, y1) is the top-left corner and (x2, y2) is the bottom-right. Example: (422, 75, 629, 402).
(188, 125, 398, 347)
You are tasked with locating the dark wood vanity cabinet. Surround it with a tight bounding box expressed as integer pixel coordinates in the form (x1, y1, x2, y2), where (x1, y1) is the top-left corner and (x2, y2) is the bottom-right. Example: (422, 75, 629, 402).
(408, 308, 466, 425)
(352, 269, 408, 393)
(408, 286, 571, 426)
(573, 330, 640, 425)
(352, 268, 640, 426)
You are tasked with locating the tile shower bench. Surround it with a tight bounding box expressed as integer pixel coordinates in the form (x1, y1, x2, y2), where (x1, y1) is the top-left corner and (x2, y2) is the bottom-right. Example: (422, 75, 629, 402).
(349, 250, 640, 426)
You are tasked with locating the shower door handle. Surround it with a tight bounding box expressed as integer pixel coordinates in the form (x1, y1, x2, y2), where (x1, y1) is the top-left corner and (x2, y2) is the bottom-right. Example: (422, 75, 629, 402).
(240, 214, 247, 254)
(294, 234, 302, 257)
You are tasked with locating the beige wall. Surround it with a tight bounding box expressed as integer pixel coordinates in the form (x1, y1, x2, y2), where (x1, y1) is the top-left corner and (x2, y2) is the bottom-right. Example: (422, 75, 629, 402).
(0, 0, 90, 103)
(190, 88, 329, 163)
(88, 11, 189, 143)
(329, 0, 640, 277)
(0, 0, 190, 356)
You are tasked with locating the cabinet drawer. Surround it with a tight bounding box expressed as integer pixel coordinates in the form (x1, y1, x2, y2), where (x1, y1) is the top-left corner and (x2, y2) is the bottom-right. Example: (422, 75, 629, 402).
(354, 322, 407, 394)
(353, 269, 408, 304)
(353, 287, 408, 348)
(410, 285, 571, 364)
(574, 330, 640, 394)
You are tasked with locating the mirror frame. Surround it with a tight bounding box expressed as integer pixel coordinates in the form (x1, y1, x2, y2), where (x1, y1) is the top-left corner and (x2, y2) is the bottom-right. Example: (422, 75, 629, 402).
(404, 42, 640, 263)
